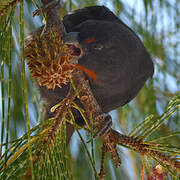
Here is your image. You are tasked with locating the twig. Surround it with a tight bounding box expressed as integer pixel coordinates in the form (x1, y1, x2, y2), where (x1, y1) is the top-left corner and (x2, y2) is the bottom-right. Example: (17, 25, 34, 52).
(71, 69, 121, 167)
(0, 0, 19, 17)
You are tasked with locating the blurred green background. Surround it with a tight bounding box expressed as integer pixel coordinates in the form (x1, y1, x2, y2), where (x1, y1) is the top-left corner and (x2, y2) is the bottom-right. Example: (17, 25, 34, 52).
(0, 0, 179, 179)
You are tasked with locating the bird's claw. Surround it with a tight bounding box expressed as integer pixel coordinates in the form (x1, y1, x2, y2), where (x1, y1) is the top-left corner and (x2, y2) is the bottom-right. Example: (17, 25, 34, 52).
(93, 113, 112, 138)
(87, 113, 112, 143)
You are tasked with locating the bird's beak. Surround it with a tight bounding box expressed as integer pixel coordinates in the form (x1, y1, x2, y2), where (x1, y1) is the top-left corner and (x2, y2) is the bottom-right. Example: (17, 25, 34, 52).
(62, 32, 79, 44)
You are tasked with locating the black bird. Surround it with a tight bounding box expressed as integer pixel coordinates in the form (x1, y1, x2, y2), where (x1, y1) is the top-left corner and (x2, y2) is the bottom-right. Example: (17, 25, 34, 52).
(39, 5, 154, 143)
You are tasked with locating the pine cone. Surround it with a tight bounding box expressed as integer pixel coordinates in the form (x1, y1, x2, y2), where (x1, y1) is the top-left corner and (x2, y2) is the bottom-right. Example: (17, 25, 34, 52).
(25, 28, 75, 90)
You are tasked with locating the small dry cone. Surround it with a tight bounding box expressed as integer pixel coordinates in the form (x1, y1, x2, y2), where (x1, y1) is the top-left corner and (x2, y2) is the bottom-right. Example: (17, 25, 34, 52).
(25, 30, 75, 90)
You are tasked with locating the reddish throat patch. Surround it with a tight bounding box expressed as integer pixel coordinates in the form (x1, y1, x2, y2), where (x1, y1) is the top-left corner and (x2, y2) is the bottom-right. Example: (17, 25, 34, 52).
(74, 64, 97, 82)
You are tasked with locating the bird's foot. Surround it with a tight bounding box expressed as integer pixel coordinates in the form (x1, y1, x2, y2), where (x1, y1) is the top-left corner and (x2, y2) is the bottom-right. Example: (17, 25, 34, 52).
(93, 113, 112, 139)
(87, 113, 112, 143)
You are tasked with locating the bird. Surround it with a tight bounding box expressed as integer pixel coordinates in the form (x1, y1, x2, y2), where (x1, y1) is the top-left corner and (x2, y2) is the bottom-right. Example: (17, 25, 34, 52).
(38, 5, 154, 143)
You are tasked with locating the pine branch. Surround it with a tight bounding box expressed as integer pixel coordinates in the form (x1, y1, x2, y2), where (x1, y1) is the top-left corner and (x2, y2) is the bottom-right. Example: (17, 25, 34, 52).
(23, 0, 180, 179)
